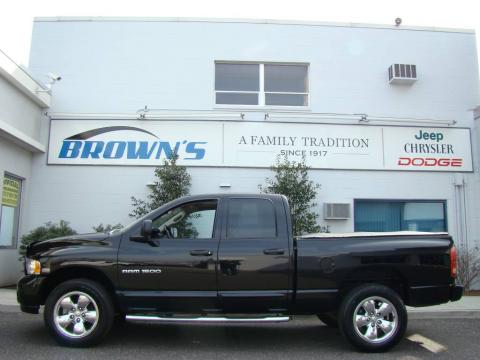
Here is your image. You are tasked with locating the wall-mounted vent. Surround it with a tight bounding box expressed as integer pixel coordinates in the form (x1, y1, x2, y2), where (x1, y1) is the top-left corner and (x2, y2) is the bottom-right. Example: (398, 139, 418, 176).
(388, 64, 417, 84)
(324, 203, 350, 220)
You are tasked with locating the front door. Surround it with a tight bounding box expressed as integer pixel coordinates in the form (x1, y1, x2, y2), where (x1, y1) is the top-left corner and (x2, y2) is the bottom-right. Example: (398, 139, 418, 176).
(118, 199, 221, 313)
(217, 196, 292, 313)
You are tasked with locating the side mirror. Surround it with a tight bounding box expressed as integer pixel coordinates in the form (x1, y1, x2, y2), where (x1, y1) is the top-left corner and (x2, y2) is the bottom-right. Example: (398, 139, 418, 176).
(141, 220, 152, 238)
(130, 219, 158, 247)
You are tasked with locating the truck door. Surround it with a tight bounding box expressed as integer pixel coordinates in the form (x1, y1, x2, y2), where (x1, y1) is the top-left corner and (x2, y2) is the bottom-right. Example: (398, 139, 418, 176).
(217, 196, 292, 313)
(118, 199, 221, 313)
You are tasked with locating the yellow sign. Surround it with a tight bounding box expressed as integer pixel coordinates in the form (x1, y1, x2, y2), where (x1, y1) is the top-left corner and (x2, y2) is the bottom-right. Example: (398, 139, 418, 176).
(2, 177, 20, 207)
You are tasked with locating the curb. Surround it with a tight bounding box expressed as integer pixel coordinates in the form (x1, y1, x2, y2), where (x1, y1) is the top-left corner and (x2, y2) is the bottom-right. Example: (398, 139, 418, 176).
(408, 311, 480, 319)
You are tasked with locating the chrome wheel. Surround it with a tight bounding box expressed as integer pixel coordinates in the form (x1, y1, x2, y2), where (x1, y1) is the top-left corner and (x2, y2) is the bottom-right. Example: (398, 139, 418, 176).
(353, 296, 398, 344)
(53, 291, 99, 339)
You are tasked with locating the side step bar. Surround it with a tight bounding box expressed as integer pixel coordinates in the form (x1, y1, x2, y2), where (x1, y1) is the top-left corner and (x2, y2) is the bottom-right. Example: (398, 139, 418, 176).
(126, 315, 290, 323)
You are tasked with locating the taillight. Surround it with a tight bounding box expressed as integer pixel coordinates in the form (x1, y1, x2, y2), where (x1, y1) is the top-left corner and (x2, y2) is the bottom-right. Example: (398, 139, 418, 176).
(450, 246, 457, 278)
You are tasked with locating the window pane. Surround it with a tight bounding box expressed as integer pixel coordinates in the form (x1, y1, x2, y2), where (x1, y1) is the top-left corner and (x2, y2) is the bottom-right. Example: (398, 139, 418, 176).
(264, 64, 308, 92)
(402, 202, 445, 232)
(0, 175, 21, 247)
(153, 200, 217, 239)
(227, 199, 276, 239)
(216, 92, 258, 105)
(0, 206, 15, 246)
(355, 200, 446, 233)
(215, 63, 259, 91)
(354, 202, 402, 232)
(265, 93, 308, 106)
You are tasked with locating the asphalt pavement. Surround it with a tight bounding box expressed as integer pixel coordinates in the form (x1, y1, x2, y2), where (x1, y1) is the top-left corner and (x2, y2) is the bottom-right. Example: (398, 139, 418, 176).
(2, 288, 480, 359)
(1, 310, 480, 359)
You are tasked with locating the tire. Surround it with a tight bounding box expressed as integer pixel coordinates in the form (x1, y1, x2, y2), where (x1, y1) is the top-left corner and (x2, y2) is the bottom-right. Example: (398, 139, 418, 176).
(44, 279, 114, 347)
(338, 284, 407, 352)
(317, 312, 338, 328)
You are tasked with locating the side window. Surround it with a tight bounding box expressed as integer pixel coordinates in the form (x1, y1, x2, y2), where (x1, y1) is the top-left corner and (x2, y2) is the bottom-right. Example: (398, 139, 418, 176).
(152, 200, 217, 239)
(227, 198, 277, 239)
(0, 174, 22, 248)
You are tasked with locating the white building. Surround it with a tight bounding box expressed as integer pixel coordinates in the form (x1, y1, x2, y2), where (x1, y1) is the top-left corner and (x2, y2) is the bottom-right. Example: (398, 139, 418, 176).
(0, 49, 50, 285)
(1, 17, 479, 285)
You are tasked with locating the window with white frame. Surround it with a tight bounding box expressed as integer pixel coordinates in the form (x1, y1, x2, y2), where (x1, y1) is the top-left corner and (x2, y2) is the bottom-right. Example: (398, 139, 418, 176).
(215, 62, 309, 107)
(0, 174, 22, 248)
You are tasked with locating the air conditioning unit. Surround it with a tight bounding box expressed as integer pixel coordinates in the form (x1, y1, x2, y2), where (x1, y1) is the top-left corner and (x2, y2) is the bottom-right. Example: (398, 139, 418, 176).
(388, 64, 417, 84)
(324, 203, 350, 220)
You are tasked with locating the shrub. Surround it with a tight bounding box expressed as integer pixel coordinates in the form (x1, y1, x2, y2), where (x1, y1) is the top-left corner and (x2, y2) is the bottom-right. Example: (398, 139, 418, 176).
(457, 246, 480, 290)
(19, 220, 77, 257)
(130, 155, 191, 218)
(259, 155, 321, 236)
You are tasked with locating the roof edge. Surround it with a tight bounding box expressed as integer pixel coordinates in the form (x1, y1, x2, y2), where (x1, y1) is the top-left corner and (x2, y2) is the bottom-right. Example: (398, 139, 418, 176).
(33, 16, 475, 34)
(0, 49, 51, 108)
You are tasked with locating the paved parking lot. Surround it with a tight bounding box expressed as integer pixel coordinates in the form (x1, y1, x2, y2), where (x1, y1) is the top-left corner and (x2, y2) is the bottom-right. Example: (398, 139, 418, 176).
(1, 310, 480, 359)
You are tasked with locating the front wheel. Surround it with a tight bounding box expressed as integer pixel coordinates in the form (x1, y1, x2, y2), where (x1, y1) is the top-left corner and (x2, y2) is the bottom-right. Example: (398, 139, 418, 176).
(338, 284, 407, 352)
(44, 279, 114, 347)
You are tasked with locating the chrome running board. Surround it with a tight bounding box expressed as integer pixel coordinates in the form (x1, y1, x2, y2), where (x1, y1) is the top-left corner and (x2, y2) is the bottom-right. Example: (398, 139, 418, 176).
(126, 315, 290, 323)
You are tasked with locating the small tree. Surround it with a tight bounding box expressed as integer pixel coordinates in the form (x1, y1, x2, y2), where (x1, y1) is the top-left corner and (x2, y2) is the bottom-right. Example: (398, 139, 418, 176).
(19, 220, 77, 257)
(92, 223, 123, 233)
(130, 155, 191, 218)
(457, 246, 480, 290)
(259, 155, 321, 236)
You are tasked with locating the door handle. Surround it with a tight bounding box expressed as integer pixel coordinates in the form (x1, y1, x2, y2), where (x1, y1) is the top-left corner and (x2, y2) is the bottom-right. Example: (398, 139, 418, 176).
(190, 250, 213, 256)
(263, 248, 285, 255)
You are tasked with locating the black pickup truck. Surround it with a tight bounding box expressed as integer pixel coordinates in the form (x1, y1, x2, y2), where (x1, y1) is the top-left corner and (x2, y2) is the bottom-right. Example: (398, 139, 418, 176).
(18, 193, 462, 352)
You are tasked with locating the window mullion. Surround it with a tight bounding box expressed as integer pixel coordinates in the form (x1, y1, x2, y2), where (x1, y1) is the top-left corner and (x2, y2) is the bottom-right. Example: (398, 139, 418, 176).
(259, 64, 265, 106)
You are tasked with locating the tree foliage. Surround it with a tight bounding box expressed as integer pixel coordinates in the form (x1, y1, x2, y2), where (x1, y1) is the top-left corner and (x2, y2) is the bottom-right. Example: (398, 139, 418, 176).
(130, 155, 191, 218)
(92, 223, 123, 233)
(19, 220, 77, 256)
(259, 155, 321, 236)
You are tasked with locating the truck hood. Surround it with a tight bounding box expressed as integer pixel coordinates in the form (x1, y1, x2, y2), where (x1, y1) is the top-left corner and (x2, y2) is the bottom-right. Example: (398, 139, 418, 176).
(26, 233, 110, 257)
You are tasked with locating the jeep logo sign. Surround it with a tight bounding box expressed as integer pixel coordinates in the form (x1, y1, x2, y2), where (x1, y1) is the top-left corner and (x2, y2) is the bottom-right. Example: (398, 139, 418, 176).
(48, 119, 472, 172)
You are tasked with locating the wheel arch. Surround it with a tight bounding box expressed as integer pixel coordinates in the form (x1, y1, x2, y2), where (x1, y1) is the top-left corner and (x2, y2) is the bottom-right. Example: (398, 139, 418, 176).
(40, 267, 120, 312)
(339, 266, 409, 303)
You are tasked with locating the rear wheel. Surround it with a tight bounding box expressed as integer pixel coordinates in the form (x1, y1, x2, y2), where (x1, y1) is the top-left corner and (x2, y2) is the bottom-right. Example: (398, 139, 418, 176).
(44, 279, 114, 347)
(338, 284, 407, 352)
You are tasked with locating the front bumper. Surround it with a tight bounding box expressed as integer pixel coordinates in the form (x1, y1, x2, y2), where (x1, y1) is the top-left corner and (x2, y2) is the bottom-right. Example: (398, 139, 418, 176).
(17, 275, 48, 313)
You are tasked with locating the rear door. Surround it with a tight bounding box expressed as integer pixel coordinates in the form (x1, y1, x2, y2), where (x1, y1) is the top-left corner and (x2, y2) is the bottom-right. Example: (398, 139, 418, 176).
(217, 196, 292, 313)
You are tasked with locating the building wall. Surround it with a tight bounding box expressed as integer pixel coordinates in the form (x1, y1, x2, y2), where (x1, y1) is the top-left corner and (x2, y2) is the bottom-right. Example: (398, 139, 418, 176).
(29, 19, 479, 121)
(0, 50, 49, 286)
(26, 19, 480, 269)
(0, 76, 43, 140)
(0, 139, 32, 285)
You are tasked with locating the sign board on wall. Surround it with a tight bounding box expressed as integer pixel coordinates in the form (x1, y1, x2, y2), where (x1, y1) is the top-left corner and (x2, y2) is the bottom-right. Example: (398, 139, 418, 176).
(48, 119, 473, 172)
(1, 177, 20, 207)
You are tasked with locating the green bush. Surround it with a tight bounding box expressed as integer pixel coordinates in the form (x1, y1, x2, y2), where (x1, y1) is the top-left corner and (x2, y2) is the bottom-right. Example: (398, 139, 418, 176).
(130, 154, 191, 218)
(259, 155, 321, 236)
(19, 220, 77, 257)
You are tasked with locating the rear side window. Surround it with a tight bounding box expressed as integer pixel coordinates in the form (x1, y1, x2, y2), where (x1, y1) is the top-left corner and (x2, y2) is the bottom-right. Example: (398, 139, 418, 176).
(227, 198, 277, 239)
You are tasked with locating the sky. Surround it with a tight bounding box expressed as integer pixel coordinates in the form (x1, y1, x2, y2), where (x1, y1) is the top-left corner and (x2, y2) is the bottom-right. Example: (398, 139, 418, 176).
(0, 0, 479, 67)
